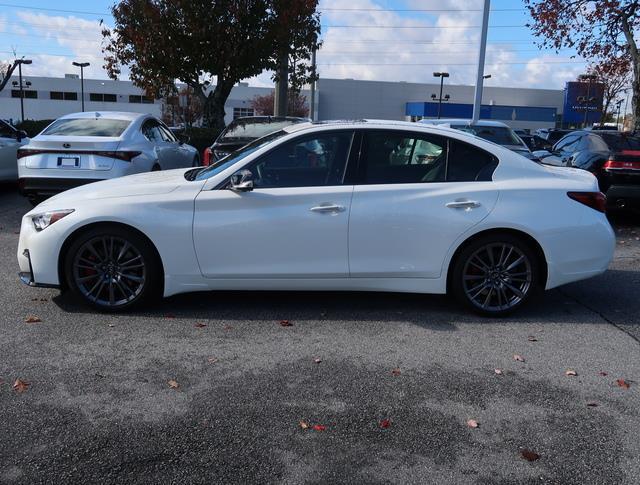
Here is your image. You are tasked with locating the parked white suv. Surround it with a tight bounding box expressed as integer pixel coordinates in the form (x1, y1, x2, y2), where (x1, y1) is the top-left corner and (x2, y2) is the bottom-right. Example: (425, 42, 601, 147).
(17, 111, 199, 204)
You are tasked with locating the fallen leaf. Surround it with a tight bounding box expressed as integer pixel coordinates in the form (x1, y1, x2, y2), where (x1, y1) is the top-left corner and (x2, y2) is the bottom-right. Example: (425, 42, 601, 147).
(494, 368, 503, 375)
(207, 357, 219, 364)
(380, 418, 391, 429)
(527, 336, 538, 342)
(167, 379, 179, 389)
(466, 419, 479, 428)
(40, 298, 48, 302)
(194, 322, 207, 328)
(279, 319, 293, 327)
(299, 420, 309, 429)
(565, 369, 577, 377)
(312, 424, 326, 431)
(513, 354, 525, 362)
(313, 358, 322, 364)
(520, 449, 540, 461)
(24, 315, 41, 323)
(599, 371, 608, 376)
(616, 379, 630, 389)
(12, 379, 29, 393)
(391, 368, 401, 376)
(586, 402, 599, 407)
(165, 313, 176, 319)
(95, 373, 105, 379)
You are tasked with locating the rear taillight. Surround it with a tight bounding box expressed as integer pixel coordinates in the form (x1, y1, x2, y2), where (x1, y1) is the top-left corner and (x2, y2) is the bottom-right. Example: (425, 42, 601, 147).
(104, 151, 141, 162)
(17, 148, 46, 159)
(203, 147, 212, 166)
(16, 149, 140, 162)
(567, 191, 607, 213)
(603, 160, 640, 171)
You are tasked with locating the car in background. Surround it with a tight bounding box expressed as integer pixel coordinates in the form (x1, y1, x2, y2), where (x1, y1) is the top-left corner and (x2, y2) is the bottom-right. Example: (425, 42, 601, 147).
(18, 119, 614, 317)
(17, 112, 199, 204)
(0, 119, 29, 182)
(204, 116, 308, 165)
(537, 130, 640, 210)
(418, 119, 538, 160)
(535, 128, 573, 145)
(519, 133, 553, 152)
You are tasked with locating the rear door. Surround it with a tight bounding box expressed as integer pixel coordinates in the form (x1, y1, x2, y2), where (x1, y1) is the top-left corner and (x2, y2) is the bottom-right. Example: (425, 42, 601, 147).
(348, 130, 499, 279)
(142, 119, 176, 169)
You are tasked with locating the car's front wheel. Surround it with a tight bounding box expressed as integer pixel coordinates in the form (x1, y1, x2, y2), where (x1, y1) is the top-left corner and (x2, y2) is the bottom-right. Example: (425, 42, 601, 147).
(64, 225, 161, 312)
(451, 233, 542, 317)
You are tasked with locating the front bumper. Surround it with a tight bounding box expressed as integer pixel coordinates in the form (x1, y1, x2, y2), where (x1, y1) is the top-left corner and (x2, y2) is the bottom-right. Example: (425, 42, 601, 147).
(18, 249, 60, 289)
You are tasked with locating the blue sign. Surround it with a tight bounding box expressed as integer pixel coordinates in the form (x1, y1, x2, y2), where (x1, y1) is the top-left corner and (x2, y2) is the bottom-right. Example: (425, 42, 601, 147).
(562, 81, 604, 125)
(406, 102, 557, 123)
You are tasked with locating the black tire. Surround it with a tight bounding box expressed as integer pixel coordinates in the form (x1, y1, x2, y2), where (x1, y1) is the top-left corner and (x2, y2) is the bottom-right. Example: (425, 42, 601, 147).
(64, 225, 162, 312)
(450, 233, 542, 317)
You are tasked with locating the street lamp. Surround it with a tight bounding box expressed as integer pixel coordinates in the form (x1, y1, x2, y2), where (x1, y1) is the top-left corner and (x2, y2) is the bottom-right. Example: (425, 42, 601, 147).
(72, 61, 90, 111)
(483, 74, 491, 80)
(615, 99, 624, 129)
(14, 59, 32, 122)
(433, 72, 449, 119)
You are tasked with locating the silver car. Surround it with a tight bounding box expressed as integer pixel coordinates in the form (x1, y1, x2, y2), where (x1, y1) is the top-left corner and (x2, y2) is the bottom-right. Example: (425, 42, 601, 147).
(17, 111, 199, 204)
(0, 119, 29, 182)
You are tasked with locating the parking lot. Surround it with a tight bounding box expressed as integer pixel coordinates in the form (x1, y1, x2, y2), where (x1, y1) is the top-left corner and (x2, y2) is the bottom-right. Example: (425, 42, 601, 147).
(1, 184, 640, 484)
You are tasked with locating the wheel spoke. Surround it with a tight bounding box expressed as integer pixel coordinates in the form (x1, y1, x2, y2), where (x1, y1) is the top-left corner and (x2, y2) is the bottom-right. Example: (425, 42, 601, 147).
(468, 282, 489, 301)
(86, 243, 104, 263)
(506, 255, 525, 272)
(120, 273, 144, 283)
(77, 274, 100, 283)
(464, 274, 485, 281)
(503, 281, 525, 299)
(120, 255, 142, 267)
(116, 241, 130, 263)
(483, 287, 494, 308)
(470, 256, 489, 272)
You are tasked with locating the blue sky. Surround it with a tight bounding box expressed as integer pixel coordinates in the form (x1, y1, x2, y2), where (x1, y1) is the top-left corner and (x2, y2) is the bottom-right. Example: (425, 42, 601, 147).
(0, 0, 588, 89)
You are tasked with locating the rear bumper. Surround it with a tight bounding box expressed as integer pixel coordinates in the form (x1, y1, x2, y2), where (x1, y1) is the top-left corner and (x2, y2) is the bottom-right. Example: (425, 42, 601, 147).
(605, 185, 640, 209)
(18, 177, 102, 198)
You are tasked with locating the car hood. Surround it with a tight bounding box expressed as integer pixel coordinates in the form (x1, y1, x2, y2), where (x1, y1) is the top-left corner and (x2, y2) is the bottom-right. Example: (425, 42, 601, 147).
(38, 168, 195, 206)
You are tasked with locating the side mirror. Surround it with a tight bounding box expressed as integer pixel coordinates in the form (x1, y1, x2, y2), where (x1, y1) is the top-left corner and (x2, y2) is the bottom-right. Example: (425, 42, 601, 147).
(16, 130, 28, 142)
(229, 169, 254, 192)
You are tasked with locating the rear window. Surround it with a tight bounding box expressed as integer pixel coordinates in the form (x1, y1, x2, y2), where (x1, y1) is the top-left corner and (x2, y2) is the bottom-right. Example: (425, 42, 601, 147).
(452, 125, 522, 146)
(600, 134, 640, 151)
(220, 119, 302, 141)
(42, 118, 131, 137)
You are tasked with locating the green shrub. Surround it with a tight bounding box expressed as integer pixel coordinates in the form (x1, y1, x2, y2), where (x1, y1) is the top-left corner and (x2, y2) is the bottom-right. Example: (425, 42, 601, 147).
(16, 119, 55, 137)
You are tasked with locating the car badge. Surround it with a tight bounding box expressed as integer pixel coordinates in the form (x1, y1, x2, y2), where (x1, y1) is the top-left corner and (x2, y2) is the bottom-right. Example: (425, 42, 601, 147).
(63, 143, 71, 148)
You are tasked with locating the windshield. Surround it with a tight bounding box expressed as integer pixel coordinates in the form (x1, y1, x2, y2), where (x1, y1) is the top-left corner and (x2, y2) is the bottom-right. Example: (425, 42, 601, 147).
(42, 118, 131, 137)
(194, 130, 287, 181)
(600, 133, 640, 151)
(452, 125, 524, 147)
(220, 119, 302, 141)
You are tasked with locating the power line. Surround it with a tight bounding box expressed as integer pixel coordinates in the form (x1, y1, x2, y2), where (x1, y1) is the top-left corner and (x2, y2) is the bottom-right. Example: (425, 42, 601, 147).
(322, 24, 527, 29)
(317, 61, 587, 66)
(320, 7, 524, 12)
(0, 3, 108, 15)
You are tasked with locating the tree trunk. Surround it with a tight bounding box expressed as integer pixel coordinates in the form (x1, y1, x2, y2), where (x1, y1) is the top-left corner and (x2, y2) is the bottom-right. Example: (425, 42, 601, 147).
(201, 79, 234, 136)
(274, 53, 289, 116)
(633, 63, 640, 131)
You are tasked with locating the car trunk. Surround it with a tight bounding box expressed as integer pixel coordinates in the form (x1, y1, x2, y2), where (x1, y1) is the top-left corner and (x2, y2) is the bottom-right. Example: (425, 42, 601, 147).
(600, 150, 640, 208)
(22, 136, 122, 170)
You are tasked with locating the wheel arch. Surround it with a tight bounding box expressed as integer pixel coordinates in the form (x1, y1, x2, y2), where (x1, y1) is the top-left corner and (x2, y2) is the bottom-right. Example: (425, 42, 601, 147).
(446, 227, 548, 292)
(57, 221, 165, 290)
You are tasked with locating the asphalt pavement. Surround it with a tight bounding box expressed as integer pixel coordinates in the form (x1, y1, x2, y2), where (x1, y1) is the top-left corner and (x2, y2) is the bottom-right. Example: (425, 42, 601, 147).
(1, 183, 640, 484)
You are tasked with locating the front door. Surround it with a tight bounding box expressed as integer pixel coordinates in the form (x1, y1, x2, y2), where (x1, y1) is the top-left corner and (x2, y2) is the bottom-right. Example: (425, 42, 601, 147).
(348, 130, 500, 278)
(193, 130, 355, 278)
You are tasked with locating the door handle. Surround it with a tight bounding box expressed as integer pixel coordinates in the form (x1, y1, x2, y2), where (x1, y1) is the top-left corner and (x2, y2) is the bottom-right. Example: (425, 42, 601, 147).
(310, 204, 345, 213)
(446, 200, 481, 209)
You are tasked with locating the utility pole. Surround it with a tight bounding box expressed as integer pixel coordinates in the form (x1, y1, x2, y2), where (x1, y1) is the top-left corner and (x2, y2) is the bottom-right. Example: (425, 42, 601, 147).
(15, 58, 32, 122)
(310, 47, 317, 121)
(72, 61, 90, 112)
(578, 74, 597, 128)
(433, 72, 449, 119)
(472, 0, 490, 124)
(274, 52, 289, 117)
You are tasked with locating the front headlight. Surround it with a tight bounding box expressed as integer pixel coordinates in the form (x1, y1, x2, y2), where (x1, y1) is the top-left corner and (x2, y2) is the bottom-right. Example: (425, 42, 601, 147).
(31, 209, 74, 231)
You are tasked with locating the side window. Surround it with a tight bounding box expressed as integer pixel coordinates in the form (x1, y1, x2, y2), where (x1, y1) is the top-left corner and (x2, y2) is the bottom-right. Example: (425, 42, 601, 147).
(142, 120, 162, 142)
(249, 131, 353, 188)
(158, 124, 177, 142)
(360, 131, 447, 184)
(0, 121, 15, 139)
(554, 135, 579, 153)
(447, 140, 498, 182)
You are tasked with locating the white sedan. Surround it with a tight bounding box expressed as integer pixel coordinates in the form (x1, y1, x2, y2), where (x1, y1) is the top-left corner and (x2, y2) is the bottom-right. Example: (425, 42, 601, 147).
(17, 111, 199, 204)
(0, 119, 29, 181)
(17, 120, 615, 316)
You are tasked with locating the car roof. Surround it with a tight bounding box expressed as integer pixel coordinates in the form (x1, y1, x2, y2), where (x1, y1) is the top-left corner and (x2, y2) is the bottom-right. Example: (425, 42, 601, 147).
(419, 119, 510, 128)
(231, 116, 309, 123)
(57, 111, 147, 121)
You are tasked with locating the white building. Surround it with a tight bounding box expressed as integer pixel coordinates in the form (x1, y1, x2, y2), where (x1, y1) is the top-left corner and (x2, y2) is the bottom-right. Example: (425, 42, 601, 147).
(1, 74, 566, 131)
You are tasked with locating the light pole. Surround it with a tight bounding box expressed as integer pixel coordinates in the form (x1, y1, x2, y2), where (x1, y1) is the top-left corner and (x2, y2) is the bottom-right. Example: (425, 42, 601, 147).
(14, 59, 32, 122)
(615, 99, 623, 129)
(433, 72, 449, 119)
(72, 61, 90, 111)
(578, 73, 598, 128)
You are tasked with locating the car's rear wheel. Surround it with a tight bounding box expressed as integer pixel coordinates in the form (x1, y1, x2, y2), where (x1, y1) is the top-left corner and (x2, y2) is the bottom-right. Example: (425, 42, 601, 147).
(64, 225, 161, 312)
(451, 233, 541, 317)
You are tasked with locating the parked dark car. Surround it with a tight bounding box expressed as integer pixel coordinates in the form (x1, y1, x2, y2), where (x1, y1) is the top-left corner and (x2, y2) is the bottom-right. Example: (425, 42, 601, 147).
(519, 133, 553, 152)
(539, 130, 640, 210)
(535, 128, 573, 145)
(203, 116, 308, 165)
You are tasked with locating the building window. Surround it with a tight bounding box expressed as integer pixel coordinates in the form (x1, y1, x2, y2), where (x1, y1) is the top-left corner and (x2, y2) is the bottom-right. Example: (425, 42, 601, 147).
(89, 93, 117, 102)
(50, 91, 78, 101)
(233, 107, 254, 119)
(11, 89, 37, 99)
(129, 95, 154, 104)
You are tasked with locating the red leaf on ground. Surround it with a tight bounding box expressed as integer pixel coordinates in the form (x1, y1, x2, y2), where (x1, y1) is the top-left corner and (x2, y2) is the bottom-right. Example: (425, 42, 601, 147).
(616, 379, 630, 389)
(207, 357, 218, 364)
(466, 419, 479, 428)
(527, 336, 538, 342)
(494, 368, 503, 375)
(520, 449, 540, 461)
(12, 379, 29, 393)
(194, 322, 207, 328)
(24, 315, 41, 323)
(312, 424, 326, 431)
(313, 358, 322, 364)
(391, 368, 401, 376)
(167, 379, 179, 389)
(599, 371, 608, 376)
(565, 369, 577, 377)
(299, 420, 309, 429)
(380, 418, 391, 429)
(279, 320, 293, 327)
(513, 354, 525, 362)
